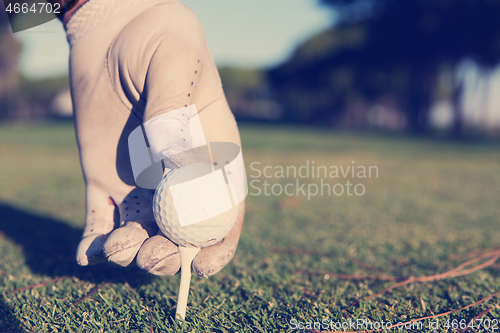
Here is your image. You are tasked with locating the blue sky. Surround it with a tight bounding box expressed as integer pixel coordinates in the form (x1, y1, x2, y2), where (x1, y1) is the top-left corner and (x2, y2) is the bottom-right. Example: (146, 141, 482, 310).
(12, 0, 334, 80)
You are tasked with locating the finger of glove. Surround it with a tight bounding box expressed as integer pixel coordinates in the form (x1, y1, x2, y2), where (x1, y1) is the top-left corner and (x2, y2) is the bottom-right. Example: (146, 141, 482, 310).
(192, 202, 245, 277)
(76, 233, 108, 266)
(77, 193, 117, 266)
(137, 232, 181, 276)
(102, 219, 157, 267)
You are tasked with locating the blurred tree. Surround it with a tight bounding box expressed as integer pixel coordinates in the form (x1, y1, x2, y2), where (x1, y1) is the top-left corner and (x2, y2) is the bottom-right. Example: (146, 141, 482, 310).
(270, 0, 500, 133)
(0, 0, 74, 121)
(219, 67, 264, 105)
(220, 67, 282, 121)
(0, 2, 71, 120)
(18, 75, 70, 119)
(0, 4, 22, 120)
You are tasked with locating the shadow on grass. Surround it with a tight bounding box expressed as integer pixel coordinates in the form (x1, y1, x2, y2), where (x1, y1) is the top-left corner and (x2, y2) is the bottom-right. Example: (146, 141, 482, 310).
(0, 202, 164, 330)
(0, 300, 25, 333)
(0, 202, 154, 285)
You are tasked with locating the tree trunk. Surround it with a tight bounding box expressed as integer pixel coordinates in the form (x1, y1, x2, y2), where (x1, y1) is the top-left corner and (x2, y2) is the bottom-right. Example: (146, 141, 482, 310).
(407, 67, 434, 134)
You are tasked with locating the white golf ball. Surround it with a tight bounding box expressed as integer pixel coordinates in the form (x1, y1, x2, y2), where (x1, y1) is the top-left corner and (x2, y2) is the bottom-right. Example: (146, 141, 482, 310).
(153, 162, 239, 248)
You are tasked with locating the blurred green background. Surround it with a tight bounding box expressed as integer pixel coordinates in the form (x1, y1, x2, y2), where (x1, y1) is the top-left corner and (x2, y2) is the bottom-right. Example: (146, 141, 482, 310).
(0, 122, 499, 332)
(3, 0, 500, 135)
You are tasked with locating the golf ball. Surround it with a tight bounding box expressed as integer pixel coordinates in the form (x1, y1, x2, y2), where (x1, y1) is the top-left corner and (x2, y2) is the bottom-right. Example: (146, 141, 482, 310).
(153, 162, 239, 248)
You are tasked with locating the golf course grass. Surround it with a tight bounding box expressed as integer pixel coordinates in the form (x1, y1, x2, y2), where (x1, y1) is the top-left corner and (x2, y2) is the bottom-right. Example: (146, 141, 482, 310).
(0, 121, 499, 332)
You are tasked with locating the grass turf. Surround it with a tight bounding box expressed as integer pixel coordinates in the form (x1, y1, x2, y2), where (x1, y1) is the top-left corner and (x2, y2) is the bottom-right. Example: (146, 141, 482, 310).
(0, 121, 499, 332)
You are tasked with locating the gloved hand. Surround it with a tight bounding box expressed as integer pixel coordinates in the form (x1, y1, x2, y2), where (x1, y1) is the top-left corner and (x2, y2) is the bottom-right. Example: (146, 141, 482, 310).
(76, 187, 244, 277)
(71, 0, 245, 277)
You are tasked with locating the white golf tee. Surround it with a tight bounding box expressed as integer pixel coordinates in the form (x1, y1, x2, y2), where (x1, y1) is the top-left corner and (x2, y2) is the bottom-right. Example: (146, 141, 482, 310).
(175, 246, 201, 321)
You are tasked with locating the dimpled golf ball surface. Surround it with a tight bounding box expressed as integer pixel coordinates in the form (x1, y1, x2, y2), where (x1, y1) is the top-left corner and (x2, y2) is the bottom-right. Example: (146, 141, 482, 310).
(153, 162, 239, 248)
